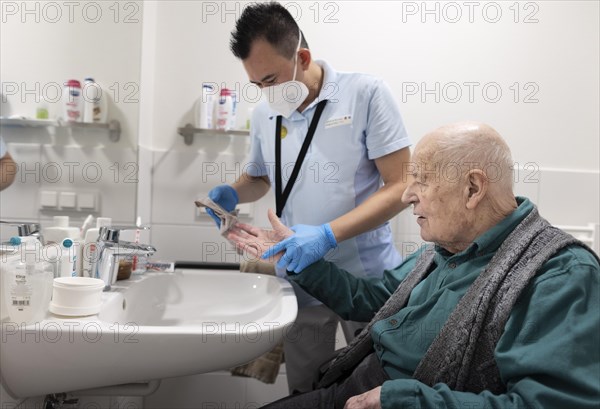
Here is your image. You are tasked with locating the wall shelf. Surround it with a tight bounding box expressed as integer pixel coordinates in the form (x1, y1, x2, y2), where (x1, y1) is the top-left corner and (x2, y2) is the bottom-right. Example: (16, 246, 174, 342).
(0, 117, 122, 142)
(177, 123, 249, 146)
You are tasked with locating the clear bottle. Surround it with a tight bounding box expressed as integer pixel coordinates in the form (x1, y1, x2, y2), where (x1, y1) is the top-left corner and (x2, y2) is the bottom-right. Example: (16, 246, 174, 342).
(62, 79, 83, 122)
(215, 88, 233, 131)
(3, 250, 53, 324)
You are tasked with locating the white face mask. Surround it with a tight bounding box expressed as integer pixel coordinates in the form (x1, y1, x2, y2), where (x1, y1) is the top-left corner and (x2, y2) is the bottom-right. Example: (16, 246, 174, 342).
(261, 29, 309, 118)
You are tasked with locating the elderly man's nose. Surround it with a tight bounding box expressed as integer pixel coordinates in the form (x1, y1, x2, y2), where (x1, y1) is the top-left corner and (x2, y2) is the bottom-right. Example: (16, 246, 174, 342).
(401, 184, 415, 205)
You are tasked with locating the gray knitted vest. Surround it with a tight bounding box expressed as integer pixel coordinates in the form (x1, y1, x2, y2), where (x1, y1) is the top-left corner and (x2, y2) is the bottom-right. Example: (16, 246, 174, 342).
(318, 206, 599, 393)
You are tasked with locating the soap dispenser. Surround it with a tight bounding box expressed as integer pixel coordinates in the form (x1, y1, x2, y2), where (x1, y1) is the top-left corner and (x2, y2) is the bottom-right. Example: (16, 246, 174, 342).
(2, 249, 53, 324)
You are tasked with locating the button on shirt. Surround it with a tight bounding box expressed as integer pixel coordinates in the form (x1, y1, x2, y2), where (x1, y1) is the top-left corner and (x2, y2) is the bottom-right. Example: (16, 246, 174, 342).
(290, 197, 600, 409)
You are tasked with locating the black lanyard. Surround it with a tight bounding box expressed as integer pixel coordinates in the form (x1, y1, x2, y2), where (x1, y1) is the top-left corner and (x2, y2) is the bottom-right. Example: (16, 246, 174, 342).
(275, 99, 328, 217)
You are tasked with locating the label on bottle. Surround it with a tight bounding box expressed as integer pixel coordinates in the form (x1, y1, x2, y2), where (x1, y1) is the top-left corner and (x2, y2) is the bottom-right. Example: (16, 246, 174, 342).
(10, 274, 32, 311)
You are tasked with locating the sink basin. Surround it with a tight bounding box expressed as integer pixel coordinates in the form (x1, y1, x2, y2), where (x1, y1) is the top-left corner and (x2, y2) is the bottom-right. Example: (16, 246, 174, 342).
(0, 269, 297, 398)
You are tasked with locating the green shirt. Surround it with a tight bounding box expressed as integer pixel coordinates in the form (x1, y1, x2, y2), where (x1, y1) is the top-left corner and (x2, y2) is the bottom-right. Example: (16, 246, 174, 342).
(290, 197, 600, 409)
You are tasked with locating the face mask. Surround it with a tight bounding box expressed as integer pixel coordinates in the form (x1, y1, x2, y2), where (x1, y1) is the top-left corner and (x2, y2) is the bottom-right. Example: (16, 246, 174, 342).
(262, 29, 310, 118)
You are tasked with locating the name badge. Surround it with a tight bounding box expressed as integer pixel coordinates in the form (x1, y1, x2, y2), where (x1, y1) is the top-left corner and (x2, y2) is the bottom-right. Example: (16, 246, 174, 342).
(324, 115, 352, 129)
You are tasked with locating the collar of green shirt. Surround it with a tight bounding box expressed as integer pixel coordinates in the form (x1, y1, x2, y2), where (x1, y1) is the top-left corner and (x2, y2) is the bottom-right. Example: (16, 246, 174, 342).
(434, 196, 533, 260)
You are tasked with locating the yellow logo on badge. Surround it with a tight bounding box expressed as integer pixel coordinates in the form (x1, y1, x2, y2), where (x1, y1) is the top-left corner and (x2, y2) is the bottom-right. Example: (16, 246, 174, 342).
(281, 126, 288, 139)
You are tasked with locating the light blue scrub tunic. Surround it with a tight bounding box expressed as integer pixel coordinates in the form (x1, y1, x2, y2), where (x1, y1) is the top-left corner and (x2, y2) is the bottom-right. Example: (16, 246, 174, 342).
(247, 60, 411, 306)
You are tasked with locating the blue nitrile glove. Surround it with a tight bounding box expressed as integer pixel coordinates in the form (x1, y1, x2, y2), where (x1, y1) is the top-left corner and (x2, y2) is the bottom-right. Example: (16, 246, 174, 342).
(206, 185, 239, 228)
(262, 223, 337, 273)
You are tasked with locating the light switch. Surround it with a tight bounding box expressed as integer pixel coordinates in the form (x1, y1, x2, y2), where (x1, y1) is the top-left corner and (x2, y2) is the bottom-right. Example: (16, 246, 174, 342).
(59, 192, 77, 209)
(40, 191, 58, 208)
(78, 192, 96, 210)
(237, 203, 254, 217)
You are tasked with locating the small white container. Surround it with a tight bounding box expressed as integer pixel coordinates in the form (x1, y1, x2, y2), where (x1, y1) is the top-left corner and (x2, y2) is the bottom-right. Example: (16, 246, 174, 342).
(49, 277, 105, 317)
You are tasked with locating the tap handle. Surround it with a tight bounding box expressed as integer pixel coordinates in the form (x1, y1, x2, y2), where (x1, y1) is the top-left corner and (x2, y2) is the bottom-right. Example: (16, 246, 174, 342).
(98, 225, 150, 242)
(0, 221, 42, 236)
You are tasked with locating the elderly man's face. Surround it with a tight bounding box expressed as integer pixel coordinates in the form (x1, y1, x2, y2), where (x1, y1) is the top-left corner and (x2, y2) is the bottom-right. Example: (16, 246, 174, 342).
(401, 147, 471, 253)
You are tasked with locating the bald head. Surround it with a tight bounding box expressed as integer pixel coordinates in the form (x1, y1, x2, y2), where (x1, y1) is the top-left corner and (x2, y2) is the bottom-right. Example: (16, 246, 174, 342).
(402, 122, 518, 253)
(416, 121, 514, 195)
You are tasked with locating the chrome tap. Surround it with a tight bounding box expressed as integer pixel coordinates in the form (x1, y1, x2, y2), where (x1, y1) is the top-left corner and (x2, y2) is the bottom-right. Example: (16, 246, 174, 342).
(0, 221, 44, 244)
(94, 226, 156, 291)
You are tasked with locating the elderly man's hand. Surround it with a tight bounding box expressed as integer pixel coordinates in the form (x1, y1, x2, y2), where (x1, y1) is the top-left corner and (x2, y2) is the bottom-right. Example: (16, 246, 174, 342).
(344, 387, 382, 409)
(226, 209, 293, 263)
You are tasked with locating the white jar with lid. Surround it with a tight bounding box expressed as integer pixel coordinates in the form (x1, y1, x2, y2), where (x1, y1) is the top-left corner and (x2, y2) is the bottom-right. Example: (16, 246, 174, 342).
(62, 79, 83, 122)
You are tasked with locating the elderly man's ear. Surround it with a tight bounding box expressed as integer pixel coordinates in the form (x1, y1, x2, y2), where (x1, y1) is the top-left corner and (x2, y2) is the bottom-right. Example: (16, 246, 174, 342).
(464, 169, 488, 210)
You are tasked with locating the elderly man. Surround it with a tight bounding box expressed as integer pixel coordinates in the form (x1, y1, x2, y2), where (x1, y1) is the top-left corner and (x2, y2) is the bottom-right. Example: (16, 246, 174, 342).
(228, 122, 599, 409)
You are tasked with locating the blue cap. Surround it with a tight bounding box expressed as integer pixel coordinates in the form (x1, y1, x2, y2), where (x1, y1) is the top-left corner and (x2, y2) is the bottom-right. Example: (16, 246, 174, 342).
(9, 236, 21, 245)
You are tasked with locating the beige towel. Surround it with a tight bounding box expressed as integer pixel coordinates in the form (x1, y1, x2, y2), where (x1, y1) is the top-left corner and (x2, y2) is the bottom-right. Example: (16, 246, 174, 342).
(230, 259, 285, 384)
(194, 197, 239, 235)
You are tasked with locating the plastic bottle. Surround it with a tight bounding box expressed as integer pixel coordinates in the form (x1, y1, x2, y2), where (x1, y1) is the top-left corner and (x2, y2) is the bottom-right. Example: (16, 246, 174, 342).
(2, 248, 54, 324)
(82, 77, 108, 123)
(82, 217, 112, 278)
(215, 88, 233, 131)
(58, 238, 77, 278)
(36, 96, 49, 120)
(194, 83, 216, 129)
(0, 236, 40, 320)
(228, 89, 238, 130)
(62, 79, 83, 122)
(44, 216, 81, 244)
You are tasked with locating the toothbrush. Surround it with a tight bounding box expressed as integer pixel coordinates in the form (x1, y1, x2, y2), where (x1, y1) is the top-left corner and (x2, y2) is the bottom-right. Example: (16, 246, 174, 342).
(132, 216, 141, 271)
(80, 214, 94, 236)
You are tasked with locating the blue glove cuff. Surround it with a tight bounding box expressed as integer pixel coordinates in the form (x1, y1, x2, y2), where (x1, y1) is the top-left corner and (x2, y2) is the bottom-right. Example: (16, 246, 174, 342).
(323, 223, 338, 248)
(223, 185, 239, 205)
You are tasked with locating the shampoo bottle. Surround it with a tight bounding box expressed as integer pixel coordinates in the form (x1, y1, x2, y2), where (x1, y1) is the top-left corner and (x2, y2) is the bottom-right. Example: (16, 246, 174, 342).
(194, 83, 216, 129)
(83, 77, 108, 123)
(62, 79, 83, 122)
(215, 88, 233, 131)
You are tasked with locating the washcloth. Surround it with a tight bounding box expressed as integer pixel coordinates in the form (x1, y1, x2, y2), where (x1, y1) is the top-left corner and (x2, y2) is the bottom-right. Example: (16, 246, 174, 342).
(194, 197, 239, 235)
(230, 259, 285, 384)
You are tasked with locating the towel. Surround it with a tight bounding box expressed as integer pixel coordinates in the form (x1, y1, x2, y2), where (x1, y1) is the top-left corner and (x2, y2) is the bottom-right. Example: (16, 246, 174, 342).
(229, 259, 285, 384)
(194, 197, 239, 236)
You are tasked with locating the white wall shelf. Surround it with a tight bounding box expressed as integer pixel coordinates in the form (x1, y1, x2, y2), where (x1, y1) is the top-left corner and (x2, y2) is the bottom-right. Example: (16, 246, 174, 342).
(177, 123, 249, 145)
(0, 117, 122, 142)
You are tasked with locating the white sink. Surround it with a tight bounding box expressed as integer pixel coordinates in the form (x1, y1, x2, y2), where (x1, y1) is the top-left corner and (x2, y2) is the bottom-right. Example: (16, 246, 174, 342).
(0, 269, 297, 398)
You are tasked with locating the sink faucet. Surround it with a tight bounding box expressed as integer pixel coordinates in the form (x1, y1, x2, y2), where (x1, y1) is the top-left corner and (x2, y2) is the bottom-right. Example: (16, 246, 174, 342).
(0, 221, 44, 244)
(94, 226, 156, 291)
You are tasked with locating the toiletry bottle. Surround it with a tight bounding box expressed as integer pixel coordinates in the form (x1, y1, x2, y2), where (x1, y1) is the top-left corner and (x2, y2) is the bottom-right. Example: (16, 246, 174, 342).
(3, 249, 53, 324)
(36, 96, 49, 120)
(44, 216, 81, 244)
(194, 83, 216, 129)
(83, 77, 108, 123)
(58, 238, 77, 277)
(62, 79, 83, 122)
(228, 89, 238, 130)
(216, 88, 233, 131)
(82, 217, 112, 278)
(0, 236, 40, 320)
